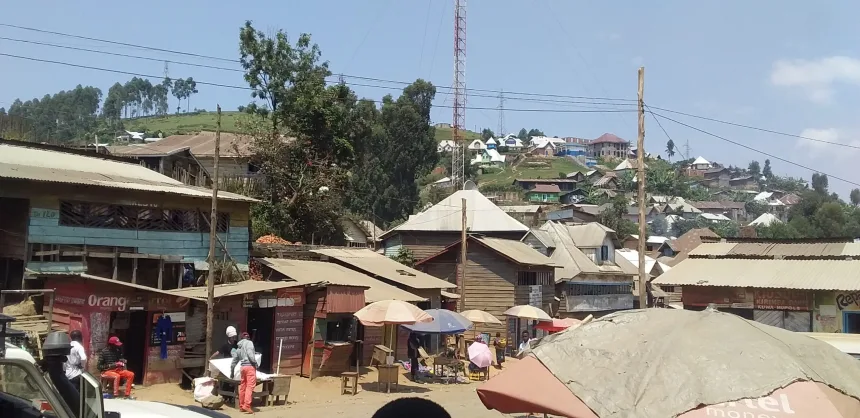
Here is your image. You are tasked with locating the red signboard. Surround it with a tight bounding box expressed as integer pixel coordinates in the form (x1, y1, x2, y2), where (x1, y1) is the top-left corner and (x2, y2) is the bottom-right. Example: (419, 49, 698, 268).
(753, 289, 811, 311)
(682, 286, 753, 308)
(272, 303, 304, 374)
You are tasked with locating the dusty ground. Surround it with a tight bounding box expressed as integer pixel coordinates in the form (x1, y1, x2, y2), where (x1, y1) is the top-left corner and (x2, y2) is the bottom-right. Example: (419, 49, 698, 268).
(134, 360, 534, 417)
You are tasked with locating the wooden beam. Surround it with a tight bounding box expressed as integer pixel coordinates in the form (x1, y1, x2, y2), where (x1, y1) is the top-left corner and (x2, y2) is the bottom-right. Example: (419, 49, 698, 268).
(111, 249, 118, 281)
(157, 258, 164, 289)
(131, 257, 138, 284)
(33, 250, 60, 257)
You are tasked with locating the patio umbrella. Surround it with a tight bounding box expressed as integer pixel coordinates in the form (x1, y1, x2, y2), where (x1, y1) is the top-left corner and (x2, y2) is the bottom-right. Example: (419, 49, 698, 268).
(503, 305, 551, 321)
(468, 341, 493, 369)
(477, 308, 860, 418)
(402, 309, 473, 334)
(460, 309, 502, 325)
(535, 317, 583, 333)
(353, 299, 434, 326)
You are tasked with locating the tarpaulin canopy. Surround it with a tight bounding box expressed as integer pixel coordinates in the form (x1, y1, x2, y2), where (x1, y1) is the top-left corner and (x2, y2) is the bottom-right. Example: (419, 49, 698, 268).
(485, 308, 860, 418)
(402, 309, 472, 334)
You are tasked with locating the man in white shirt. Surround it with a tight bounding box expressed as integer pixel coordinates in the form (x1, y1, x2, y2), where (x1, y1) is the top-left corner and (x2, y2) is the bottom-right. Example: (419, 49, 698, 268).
(64, 330, 87, 388)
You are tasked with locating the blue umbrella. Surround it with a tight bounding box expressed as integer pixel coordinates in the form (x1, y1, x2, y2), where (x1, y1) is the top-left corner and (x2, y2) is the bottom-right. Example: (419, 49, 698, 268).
(402, 309, 473, 334)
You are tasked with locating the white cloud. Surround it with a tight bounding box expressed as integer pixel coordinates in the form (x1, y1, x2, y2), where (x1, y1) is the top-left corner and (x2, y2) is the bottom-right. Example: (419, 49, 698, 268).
(796, 128, 860, 159)
(770, 56, 860, 104)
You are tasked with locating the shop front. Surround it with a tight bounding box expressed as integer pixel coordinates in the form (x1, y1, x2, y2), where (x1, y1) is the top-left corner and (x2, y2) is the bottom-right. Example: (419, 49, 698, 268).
(751, 289, 812, 332)
(814, 291, 860, 333)
(45, 276, 189, 386)
(301, 285, 366, 379)
(681, 286, 754, 319)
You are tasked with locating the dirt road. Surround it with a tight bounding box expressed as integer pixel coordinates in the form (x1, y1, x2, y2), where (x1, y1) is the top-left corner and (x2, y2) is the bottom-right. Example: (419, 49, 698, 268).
(134, 363, 530, 417)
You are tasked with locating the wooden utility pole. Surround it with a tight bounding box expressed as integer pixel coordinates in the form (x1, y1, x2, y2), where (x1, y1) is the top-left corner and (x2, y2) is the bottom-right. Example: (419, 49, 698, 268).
(636, 68, 648, 310)
(459, 198, 467, 311)
(204, 105, 222, 369)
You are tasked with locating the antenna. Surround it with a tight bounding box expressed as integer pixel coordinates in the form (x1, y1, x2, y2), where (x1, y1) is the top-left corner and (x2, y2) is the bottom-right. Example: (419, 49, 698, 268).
(497, 89, 505, 137)
(163, 61, 169, 79)
(451, 0, 467, 189)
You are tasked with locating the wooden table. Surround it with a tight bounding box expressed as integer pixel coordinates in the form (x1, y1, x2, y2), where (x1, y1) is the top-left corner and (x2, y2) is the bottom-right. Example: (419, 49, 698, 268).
(215, 376, 272, 408)
(376, 365, 400, 393)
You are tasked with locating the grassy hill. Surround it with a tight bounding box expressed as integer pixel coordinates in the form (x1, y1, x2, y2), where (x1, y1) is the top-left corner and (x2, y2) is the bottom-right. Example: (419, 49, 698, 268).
(477, 156, 587, 188)
(126, 112, 480, 142)
(124, 111, 243, 135)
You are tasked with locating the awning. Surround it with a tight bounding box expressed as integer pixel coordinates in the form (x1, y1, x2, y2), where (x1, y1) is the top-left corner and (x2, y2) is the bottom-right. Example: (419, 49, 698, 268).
(191, 260, 249, 272)
(165, 280, 303, 300)
(441, 290, 461, 299)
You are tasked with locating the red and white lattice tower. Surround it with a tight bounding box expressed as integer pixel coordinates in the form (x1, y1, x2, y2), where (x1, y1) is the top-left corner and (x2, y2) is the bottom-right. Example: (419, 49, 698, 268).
(451, 0, 466, 189)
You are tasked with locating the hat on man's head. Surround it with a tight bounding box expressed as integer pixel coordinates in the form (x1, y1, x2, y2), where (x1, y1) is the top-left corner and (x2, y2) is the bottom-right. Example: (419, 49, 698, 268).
(241, 332, 250, 339)
(226, 326, 237, 338)
(108, 336, 123, 346)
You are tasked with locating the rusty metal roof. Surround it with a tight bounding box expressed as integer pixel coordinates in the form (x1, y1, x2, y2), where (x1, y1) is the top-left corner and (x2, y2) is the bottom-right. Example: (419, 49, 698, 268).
(109, 131, 254, 158)
(689, 242, 860, 258)
(311, 248, 456, 290)
(473, 236, 556, 267)
(652, 258, 860, 291)
(0, 143, 257, 202)
(258, 258, 425, 303)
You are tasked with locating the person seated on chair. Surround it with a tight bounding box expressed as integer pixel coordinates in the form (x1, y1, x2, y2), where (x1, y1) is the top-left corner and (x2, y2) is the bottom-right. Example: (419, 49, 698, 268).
(97, 336, 135, 399)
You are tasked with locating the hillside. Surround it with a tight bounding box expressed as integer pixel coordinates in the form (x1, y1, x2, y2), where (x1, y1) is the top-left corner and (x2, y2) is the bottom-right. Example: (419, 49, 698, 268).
(124, 111, 243, 135)
(125, 112, 481, 142)
(477, 156, 587, 187)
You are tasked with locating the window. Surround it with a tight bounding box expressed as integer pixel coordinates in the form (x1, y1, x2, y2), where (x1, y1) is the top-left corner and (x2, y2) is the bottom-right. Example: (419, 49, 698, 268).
(517, 271, 553, 286)
(567, 283, 631, 296)
(60, 201, 230, 233)
(325, 316, 354, 342)
(600, 245, 609, 261)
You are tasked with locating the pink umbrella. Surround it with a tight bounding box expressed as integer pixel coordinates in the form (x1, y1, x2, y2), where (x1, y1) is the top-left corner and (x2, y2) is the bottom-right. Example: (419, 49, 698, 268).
(468, 341, 493, 368)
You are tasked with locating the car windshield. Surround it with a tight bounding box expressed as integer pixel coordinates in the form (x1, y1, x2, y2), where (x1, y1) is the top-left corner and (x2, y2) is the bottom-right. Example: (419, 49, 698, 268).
(79, 373, 104, 418)
(0, 362, 59, 417)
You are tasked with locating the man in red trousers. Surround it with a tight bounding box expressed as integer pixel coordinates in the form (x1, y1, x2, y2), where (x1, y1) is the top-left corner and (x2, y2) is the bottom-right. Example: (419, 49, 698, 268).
(98, 336, 135, 399)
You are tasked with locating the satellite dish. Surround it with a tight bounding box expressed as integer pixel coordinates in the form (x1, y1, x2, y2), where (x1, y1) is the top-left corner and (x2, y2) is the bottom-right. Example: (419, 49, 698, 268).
(463, 180, 478, 190)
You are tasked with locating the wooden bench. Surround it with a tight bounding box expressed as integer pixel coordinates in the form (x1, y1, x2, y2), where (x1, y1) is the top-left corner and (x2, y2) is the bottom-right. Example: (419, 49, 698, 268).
(340, 372, 359, 395)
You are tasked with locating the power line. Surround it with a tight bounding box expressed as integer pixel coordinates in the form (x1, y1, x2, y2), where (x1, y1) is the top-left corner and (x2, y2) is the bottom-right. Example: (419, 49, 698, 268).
(0, 52, 637, 114)
(0, 22, 236, 63)
(644, 103, 688, 160)
(650, 110, 860, 188)
(647, 105, 860, 151)
(0, 23, 635, 102)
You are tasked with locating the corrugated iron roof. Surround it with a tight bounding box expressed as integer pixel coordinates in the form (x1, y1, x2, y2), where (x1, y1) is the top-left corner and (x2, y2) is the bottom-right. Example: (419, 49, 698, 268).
(536, 221, 603, 279)
(164, 280, 303, 300)
(311, 248, 456, 289)
(499, 205, 543, 214)
(689, 242, 860, 258)
(258, 258, 425, 303)
(653, 258, 860, 290)
(529, 184, 562, 193)
(32, 272, 184, 297)
(0, 143, 256, 202)
(109, 132, 255, 158)
(565, 223, 616, 248)
(473, 236, 555, 267)
(383, 189, 528, 236)
(441, 290, 461, 299)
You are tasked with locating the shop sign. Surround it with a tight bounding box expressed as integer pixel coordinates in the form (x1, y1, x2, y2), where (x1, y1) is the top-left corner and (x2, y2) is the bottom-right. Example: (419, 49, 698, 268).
(754, 289, 811, 311)
(836, 291, 860, 311)
(528, 285, 542, 308)
(683, 286, 753, 308)
(258, 289, 304, 308)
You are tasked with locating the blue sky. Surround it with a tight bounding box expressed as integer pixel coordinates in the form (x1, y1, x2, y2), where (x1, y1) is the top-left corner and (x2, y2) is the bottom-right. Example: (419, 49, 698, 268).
(2, 0, 859, 197)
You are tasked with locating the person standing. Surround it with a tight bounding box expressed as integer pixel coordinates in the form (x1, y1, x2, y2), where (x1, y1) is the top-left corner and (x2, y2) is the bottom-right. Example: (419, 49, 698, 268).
(407, 333, 422, 382)
(230, 332, 257, 414)
(97, 336, 135, 399)
(492, 332, 506, 368)
(210, 326, 238, 360)
(64, 330, 87, 389)
(517, 331, 531, 354)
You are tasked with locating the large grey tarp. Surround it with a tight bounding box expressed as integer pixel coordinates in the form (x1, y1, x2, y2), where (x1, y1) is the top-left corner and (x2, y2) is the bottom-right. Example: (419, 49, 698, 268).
(531, 308, 860, 418)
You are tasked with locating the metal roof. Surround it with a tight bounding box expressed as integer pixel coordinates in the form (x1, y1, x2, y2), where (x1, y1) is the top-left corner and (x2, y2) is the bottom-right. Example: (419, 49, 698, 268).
(258, 258, 425, 303)
(564, 223, 616, 248)
(0, 143, 257, 202)
(165, 280, 303, 300)
(473, 236, 556, 267)
(534, 221, 605, 280)
(499, 205, 543, 214)
(383, 189, 528, 236)
(652, 258, 860, 291)
(32, 272, 184, 298)
(689, 242, 860, 258)
(311, 248, 456, 290)
(108, 132, 255, 158)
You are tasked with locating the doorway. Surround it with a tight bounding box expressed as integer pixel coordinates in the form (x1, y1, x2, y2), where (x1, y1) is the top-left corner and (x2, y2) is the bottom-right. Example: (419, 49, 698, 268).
(844, 312, 860, 334)
(110, 311, 147, 384)
(247, 307, 274, 372)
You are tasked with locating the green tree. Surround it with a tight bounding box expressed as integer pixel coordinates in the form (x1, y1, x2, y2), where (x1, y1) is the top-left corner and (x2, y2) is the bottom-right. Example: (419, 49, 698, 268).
(745, 200, 768, 219)
(813, 202, 846, 237)
(172, 78, 187, 114)
(527, 128, 545, 138)
(665, 139, 675, 161)
(748, 160, 761, 177)
(762, 159, 773, 179)
(851, 189, 860, 206)
(650, 216, 668, 236)
(184, 77, 198, 111)
(517, 128, 528, 141)
(481, 128, 495, 141)
(812, 173, 829, 195)
(756, 222, 801, 239)
(598, 195, 638, 238)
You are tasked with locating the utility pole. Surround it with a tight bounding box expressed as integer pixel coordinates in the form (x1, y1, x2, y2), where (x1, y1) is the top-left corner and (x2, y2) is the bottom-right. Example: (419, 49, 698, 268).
(459, 198, 467, 311)
(636, 68, 648, 310)
(497, 89, 505, 137)
(204, 105, 222, 370)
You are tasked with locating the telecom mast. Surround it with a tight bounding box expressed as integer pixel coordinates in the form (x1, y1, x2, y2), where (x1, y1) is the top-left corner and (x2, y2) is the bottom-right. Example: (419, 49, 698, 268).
(451, 0, 467, 189)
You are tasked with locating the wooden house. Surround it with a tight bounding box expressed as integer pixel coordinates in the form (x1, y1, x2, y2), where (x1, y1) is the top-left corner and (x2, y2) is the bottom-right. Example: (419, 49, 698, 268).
(380, 190, 529, 261)
(416, 235, 556, 339)
(0, 141, 256, 290)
